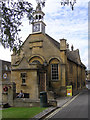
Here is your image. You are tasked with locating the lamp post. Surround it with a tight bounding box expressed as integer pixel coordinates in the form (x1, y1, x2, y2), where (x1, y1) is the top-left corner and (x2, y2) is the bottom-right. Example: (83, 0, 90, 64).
(60, 0, 76, 10)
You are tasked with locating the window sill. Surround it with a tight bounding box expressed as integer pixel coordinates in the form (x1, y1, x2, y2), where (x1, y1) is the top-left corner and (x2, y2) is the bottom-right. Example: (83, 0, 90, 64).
(51, 80, 59, 82)
(21, 83, 27, 86)
(2, 92, 8, 94)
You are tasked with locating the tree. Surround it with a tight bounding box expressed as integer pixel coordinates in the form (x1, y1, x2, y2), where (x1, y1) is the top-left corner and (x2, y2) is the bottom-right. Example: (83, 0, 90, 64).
(0, 0, 33, 52)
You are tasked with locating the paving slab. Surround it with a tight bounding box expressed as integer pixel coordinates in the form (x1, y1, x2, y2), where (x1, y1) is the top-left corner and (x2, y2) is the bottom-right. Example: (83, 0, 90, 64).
(56, 96, 72, 107)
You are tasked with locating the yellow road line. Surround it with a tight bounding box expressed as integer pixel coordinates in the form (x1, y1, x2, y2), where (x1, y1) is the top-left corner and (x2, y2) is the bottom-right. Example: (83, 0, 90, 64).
(44, 93, 80, 119)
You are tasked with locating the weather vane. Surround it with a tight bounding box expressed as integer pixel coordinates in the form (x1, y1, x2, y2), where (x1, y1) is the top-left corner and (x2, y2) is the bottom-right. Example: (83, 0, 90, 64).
(36, 0, 46, 8)
(60, 0, 76, 10)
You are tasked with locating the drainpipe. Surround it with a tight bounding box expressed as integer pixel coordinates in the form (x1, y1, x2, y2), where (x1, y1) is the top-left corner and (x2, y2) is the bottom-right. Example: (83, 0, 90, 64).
(77, 64, 78, 90)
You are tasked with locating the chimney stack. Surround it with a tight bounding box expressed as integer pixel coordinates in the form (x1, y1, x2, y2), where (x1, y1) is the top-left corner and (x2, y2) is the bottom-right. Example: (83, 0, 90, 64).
(60, 38, 67, 51)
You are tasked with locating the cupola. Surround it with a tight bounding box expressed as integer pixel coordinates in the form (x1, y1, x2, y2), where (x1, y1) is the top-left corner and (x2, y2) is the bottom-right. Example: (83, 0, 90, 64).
(32, 3, 46, 34)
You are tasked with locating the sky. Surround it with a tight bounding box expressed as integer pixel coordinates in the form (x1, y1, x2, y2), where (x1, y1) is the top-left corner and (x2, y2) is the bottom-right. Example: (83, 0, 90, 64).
(0, 0, 89, 69)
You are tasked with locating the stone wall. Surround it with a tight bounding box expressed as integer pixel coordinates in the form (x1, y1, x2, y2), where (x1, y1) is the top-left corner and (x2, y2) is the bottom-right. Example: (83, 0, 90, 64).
(1, 82, 16, 107)
(11, 33, 66, 99)
(0, 82, 2, 104)
(11, 33, 86, 99)
(0, 60, 2, 81)
(11, 69, 39, 100)
(0, 61, 2, 104)
(13, 99, 40, 107)
(67, 60, 86, 92)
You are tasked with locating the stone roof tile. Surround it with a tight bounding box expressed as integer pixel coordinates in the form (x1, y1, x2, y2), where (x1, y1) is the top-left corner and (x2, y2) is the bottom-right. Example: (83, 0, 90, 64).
(45, 34, 60, 49)
(66, 49, 81, 65)
(45, 34, 85, 67)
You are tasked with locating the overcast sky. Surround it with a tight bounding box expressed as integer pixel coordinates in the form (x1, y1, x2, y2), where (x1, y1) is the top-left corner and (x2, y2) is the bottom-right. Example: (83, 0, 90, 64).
(0, 0, 89, 69)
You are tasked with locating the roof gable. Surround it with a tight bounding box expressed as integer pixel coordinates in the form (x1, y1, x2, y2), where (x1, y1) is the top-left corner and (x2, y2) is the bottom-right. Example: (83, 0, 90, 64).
(12, 32, 85, 67)
(13, 57, 30, 69)
(66, 49, 81, 65)
(45, 34, 60, 49)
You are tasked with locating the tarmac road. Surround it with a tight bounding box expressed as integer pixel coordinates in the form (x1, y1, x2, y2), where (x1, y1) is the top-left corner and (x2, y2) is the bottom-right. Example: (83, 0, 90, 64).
(45, 89, 88, 119)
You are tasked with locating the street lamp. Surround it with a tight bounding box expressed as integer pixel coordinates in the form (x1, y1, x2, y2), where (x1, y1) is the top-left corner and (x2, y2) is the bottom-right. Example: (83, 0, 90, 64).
(60, 0, 76, 10)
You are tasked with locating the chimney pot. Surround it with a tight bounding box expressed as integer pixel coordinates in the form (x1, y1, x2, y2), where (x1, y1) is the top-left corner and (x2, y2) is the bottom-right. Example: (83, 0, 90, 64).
(71, 45, 74, 51)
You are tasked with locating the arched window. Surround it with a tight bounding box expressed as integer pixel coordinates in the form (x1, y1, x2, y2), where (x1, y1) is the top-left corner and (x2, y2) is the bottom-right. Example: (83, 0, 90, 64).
(49, 58, 60, 81)
(32, 60, 41, 64)
(36, 15, 38, 20)
(29, 56, 44, 64)
(39, 15, 41, 20)
(51, 64, 59, 81)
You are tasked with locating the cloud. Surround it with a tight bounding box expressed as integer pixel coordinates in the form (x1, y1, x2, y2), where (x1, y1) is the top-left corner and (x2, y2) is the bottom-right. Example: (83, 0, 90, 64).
(0, 45, 12, 62)
(0, 0, 89, 68)
(42, 0, 88, 67)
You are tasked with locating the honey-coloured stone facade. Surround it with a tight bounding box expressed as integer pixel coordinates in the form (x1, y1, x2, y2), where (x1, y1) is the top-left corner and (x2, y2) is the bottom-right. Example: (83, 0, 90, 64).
(11, 3, 86, 100)
(11, 33, 86, 100)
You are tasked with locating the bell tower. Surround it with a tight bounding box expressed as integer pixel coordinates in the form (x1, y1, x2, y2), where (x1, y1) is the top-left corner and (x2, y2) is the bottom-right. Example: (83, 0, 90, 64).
(32, 3, 46, 34)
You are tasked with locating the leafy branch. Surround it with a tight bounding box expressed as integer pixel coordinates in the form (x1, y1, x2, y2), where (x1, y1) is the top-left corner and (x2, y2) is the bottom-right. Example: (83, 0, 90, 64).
(0, 0, 33, 52)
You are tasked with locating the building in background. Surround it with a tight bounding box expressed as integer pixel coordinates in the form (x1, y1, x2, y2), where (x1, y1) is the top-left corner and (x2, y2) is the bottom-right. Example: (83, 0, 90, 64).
(11, 3, 86, 100)
(0, 59, 11, 82)
(86, 70, 90, 81)
(0, 60, 11, 105)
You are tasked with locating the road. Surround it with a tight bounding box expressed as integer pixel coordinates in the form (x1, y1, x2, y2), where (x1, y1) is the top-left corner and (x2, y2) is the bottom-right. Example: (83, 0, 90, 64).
(45, 89, 89, 119)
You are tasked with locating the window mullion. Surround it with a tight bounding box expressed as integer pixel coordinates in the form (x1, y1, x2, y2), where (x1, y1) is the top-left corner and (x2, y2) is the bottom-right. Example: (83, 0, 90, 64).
(51, 64, 59, 81)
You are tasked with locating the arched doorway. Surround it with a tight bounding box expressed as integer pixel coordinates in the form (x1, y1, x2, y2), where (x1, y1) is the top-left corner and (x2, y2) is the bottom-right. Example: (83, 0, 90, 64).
(29, 56, 47, 97)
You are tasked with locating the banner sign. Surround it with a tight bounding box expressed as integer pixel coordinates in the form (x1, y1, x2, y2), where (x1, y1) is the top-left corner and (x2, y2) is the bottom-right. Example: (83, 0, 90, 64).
(67, 85, 72, 96)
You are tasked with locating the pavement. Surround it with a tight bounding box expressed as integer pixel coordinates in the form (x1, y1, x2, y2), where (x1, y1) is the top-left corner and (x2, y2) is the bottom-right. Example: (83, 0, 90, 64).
(31, 88, 84, 120)
(32, 96, 73, 120)
(0, 97, 73, 120)
(0, 89, 84, 120)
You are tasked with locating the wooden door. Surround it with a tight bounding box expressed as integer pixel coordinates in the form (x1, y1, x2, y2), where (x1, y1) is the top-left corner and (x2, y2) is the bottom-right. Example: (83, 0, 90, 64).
(39, 72, 46, 92)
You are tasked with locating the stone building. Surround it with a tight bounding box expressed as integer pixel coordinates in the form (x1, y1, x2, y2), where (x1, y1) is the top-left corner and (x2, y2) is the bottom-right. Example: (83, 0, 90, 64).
(11, 3, 86, 100)
(86, 70, 90, 81)
(0, 59, 11, 82)
(0, 60, 11, 105)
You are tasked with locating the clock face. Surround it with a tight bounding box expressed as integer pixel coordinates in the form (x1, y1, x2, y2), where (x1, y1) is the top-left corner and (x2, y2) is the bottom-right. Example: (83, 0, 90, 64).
(33, 24, 40, 32)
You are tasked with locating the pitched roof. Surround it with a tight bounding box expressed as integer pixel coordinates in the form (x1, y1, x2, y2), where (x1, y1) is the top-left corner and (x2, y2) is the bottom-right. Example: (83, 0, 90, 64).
(45, 34, 85, 67)
(45, 34, 60, 49)
(66, 50, 86, 68)
(15, 33, 85, 68)
(66, 49, 81, 65)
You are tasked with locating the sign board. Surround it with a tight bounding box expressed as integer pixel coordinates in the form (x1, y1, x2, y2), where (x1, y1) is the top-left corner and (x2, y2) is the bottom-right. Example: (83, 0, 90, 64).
(67, 85, 72, 96)
(3, 73, 7, 79)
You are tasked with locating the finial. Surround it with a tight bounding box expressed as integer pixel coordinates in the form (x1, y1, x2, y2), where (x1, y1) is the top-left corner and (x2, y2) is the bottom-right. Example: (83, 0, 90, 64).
(36, 3, 42, 11)
(36, 0, 46, 8)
